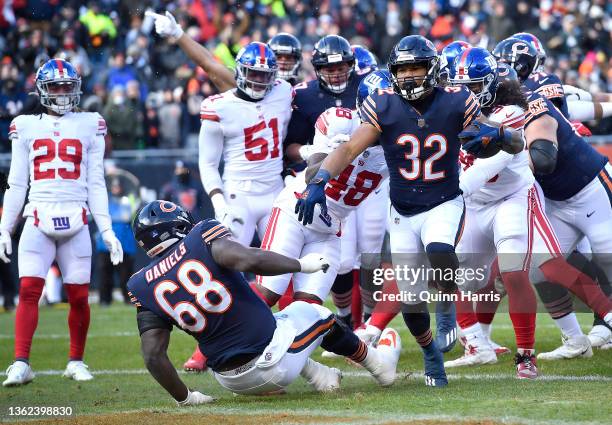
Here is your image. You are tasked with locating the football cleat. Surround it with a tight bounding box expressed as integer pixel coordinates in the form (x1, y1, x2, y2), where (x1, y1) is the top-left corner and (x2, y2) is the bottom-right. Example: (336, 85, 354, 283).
(184, 347, 208, 372)
(423, 341, 448, 387)
(63, 360, 93, 381)
(537, 335, 593, 360)
(444, 344, 497, 368)
(301, 358, 342, 392)
(368, 328, 401, 387)
(3, 361, 35, 387)
(354, 322, 383, 346)
(435, 301, 457, 353)
(486, 336, 511, 355)
(599, 340, 612, 350)
(514, 352, 538, 379)
(321, 350, 340, 359)
(587, 325, 612, 348)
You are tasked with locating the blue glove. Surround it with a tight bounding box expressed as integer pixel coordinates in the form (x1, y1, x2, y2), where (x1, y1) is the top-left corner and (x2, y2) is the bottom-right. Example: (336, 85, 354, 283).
(459, 122, 511, 156)
(295, 170, 330, 225)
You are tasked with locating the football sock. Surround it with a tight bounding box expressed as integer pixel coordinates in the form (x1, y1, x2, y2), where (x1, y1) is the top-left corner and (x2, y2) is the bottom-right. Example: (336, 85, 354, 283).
(502, 271, 536, 350)
(331, 272, 353, 316)
(401, 302, 432, 347)
(14, 277, 45, 361)
(65, 284, 90, 361)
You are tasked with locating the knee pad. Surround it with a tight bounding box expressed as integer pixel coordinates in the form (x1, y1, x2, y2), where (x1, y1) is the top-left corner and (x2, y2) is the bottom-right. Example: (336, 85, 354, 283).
(425, 243, 458, 292)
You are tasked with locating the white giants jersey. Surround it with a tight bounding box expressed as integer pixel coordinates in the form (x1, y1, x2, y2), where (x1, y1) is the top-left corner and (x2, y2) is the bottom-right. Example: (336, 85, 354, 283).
(459, 104, 534, 203)
(8, 112, 107, 203)
(275, 107, 388, 233)
(200, 79, 293, 187)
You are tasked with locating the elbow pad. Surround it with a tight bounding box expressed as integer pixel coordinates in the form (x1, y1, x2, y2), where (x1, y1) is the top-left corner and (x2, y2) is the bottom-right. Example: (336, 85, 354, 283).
(529, 139, 558, 175)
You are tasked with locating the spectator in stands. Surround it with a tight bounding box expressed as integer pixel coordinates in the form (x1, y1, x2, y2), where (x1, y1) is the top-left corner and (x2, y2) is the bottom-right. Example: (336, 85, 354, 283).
(157, 88, 183, 149)
(0, 58, 26, 151)
(160, 161, 206, 222)
(104, 86, 143, 150)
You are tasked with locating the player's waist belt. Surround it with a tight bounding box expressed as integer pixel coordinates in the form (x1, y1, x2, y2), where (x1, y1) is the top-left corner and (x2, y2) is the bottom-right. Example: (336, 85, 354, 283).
(215, 353, 259, 375)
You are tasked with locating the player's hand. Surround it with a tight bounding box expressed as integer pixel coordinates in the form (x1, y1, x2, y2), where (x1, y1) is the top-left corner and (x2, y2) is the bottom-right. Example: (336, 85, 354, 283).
(211, 193, 244, 236)
(563, 85, 592, 102)
(295, 170, 330, 226)
(298, 253, 330, 273)
(459, 122, 508, 156)
(0, 230, 12, 263)
(102, 229, 124, 265)
(176, 390, 215, 406)
(326, 133, 350, 151)
(145, 10, 184, 39)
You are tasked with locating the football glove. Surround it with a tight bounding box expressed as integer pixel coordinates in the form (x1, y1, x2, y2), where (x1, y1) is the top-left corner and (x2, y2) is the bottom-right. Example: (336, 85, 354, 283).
(102, 229, 124, 266)
(176, 390, 215, 406)
(459, 122, 511, 156)
(0, 230, 12, 264)
(145, 10, 184, 39)
(298, 253, 330, 273)
(563, 85, 592, 102)
(295, 170, 330, 226)
(210, 193, 244, 237)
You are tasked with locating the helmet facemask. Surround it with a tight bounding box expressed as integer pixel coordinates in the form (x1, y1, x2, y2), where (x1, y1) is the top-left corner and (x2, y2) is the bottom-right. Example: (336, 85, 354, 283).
(236, 64, 277, 100)
(452, 73, 498, 107)
(390, 58, 439, 101)
(316, 60, 354, 94)
(37, 78, 81, 114)
(274, 52, 300, 81)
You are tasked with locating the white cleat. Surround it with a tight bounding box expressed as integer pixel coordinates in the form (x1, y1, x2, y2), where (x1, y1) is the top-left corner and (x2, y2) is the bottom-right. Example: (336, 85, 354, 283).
(63, 360, 94, 381)
(354, 323, 383, 347)
(321, 350, 341, 359)
(301, 358, 341, 392)
(599, 341, 612, 350)
(537, 335, 593, 360)
(486, 337, 511, 355)
(369, 328, 401, 387)
(3, 361, 35, 387)
(587, 325, 612, 348)
(444, 345, 497, 368)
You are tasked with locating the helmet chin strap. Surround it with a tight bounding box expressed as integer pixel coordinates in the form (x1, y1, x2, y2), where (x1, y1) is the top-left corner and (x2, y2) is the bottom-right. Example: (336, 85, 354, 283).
(147, 238, 180, 258)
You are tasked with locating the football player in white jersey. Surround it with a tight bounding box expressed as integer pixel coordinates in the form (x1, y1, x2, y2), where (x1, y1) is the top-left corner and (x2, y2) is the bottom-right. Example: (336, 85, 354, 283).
(253, 106, 388, 308)
(0, 59, 123, 387)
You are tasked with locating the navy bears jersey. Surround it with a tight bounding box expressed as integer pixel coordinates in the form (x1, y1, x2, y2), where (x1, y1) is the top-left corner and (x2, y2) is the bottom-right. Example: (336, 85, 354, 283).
(127, 220, 276, 371)
(523, 71, 569, 118)
(360, 85, 480, 215)
(285, 71, 369, 146)
(524, 92, 607, 201)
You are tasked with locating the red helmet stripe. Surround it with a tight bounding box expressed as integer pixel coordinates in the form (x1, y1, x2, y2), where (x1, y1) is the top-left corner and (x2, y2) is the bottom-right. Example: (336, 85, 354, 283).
(457, 48, 471, 76)
(55, 59, 64, 77)
(258, 43, 266, 65)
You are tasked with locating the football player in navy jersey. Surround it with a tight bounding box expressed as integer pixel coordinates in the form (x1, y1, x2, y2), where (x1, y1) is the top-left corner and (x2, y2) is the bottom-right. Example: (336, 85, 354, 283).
(296, 35, 521, 387)
(268, 33, 303, 86)
(127, 201, 401, 405)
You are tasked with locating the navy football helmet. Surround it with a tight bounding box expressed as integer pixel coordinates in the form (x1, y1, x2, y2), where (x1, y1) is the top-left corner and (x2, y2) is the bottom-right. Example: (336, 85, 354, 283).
(356, 69, 392, 110)
(133, 200, 195, 258)
(352, 45, 378, 73)
(235, 42, 278, 100)
(439, 40, 472, 82)
(311, 35, 355, 94)
(388, 35, 439, 101)
(497, 62, 519, 84)
(450, 47, 499, 107)
(268, 33, 302, 82)
(512, 32, 546, 69)
(35, 58, 82, 114)
(492, 37, 538, 82)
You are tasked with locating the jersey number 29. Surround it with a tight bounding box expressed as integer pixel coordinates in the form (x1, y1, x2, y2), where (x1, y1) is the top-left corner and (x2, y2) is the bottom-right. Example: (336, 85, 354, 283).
(33, 138, 82, 181)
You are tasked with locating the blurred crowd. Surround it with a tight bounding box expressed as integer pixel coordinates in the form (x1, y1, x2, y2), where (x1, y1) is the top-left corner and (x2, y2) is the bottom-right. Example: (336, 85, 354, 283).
(1, 0, 611, 153)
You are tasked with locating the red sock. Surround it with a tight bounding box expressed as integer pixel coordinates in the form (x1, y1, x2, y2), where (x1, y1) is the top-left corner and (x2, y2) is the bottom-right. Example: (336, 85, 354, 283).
(502, 271, 536, 350)
(14, 277, 45, 360)
(351, 270, 363, 329)
(65, 284, 90, 361)
(540, 257, 612, 318)
(278, 281, 294, 310)
(369, 266, 401, 330)
(475, 260, 502, 324)
(456, 290, 478, 329)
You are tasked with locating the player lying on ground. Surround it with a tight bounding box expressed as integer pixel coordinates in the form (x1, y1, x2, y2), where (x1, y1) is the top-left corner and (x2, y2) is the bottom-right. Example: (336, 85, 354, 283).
(127, 201, 401, 405)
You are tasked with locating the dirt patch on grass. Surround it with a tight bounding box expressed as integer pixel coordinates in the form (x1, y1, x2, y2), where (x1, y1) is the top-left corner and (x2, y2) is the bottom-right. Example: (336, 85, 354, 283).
(1, 411, 521, 425)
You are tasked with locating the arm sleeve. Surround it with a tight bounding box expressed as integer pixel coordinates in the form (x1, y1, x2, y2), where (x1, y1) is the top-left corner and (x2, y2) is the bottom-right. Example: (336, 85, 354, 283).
(198, 118, 224, 195)
(199, 219, 231, 245)
(524, 95, 551, 128)
(0, 123, 29, 234)
(359, 93, 382, 132)
(463, 90, 481, 129)
(136, 306, 173, 335)
(459, 151, 515, 197)
(87, 116, 112, 234)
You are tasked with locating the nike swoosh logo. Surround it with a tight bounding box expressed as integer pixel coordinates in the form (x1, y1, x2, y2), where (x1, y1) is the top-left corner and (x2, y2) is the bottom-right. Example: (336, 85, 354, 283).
(505, 112, 515, 118)
(587, 211, 595, 218)
(539, 77, 549, 84)
(374, 188, 382, 194)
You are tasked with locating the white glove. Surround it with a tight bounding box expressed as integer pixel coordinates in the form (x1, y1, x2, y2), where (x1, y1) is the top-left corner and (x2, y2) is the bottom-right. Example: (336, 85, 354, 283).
(563, 84, 592, 102)
(354, 321, 383, 346)
(102, 229, 124, 265)
(326, 133, 350, 150)
(145, 10, 184, 39)
(0, 230, 12, 264)
(210, 193, 244, 236)
(298, 144, 313, 161)
(298, 253, 330, 274)
(176, 390, 215, 406)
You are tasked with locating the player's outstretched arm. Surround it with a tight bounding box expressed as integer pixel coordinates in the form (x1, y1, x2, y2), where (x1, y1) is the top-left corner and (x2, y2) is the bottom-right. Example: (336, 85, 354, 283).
(146, 11, 235, 92)
(210, 237, 329, 275)
(524, 114, 559, 175)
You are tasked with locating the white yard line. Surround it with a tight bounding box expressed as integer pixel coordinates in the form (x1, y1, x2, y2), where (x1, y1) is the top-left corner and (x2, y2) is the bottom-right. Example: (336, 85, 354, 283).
(0, 368, 609, 382)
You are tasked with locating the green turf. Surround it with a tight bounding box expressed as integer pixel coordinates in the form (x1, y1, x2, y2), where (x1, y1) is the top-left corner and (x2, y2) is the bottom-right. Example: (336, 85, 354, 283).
(0, 303, 610, 424)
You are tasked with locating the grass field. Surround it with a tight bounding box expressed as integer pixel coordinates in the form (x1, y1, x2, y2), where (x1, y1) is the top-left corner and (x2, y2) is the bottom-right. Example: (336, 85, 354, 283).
(0, 303, 610, 425)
